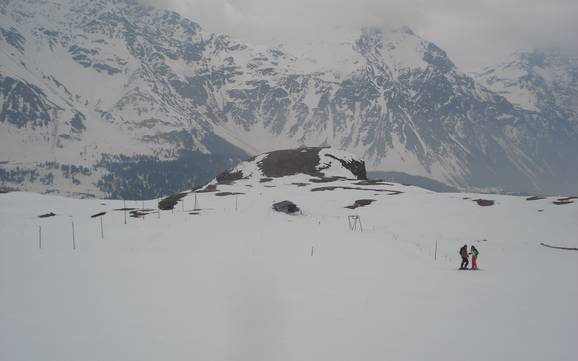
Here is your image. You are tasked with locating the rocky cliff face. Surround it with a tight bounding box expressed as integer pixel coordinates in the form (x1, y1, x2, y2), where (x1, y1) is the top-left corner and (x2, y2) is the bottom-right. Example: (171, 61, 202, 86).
(1, 0, 578, 198)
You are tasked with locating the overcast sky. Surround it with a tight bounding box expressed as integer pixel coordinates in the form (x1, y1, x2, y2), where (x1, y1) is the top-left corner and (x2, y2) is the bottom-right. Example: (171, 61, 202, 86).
(145, 0, 578, 71)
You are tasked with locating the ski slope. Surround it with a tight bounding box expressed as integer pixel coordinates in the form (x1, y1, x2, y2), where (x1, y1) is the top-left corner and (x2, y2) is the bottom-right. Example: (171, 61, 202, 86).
(1, 174, 577, 361)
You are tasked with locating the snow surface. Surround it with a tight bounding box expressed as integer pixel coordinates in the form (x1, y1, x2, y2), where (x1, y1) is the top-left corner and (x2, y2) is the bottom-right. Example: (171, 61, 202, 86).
(1, 175, 577, 361)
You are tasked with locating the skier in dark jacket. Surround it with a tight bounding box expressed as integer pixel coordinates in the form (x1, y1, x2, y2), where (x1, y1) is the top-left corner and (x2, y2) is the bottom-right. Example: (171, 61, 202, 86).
(459, 244, 469, 269)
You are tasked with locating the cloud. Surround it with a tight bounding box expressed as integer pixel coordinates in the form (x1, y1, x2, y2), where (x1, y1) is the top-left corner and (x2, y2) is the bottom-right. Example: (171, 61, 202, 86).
(417, 0, 578, 68)
(145, 0, 578, 70)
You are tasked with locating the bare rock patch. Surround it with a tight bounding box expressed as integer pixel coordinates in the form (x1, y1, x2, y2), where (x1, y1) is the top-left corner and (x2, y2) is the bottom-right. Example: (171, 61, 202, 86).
(473, 199, 494, 206)
(345, 199, 376, 209)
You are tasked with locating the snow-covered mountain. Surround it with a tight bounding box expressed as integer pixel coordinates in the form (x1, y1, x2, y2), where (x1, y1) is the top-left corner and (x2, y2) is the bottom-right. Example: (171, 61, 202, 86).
(2, 0, 578, 198)
(476, 49, 578, 132)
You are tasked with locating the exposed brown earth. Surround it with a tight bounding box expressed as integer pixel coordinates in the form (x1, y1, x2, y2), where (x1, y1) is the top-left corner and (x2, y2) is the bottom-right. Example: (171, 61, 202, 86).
(129, 209, 156, 218)
(526, 196, 546, 201)
(354, 180, 393, 186)
(473, 199, 494, 206)
(309, 176, 348, 183)
(345, 199, 376, 209)
(258, 147, 327, 178)
(311, 186, 402, 195)
(215, 192, 245, 197)
(291, 182, 309, 187)
(38, 212, 56, 218)
(553, 196, 578, 205)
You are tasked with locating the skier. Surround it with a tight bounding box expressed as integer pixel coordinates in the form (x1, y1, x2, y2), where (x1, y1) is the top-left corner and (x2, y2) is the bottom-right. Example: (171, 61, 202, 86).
(470, 245, 479, 270)
(459, 244, 469, 270)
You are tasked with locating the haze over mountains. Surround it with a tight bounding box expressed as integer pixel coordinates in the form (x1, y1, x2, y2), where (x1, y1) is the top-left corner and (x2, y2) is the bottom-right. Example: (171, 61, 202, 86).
(1, 0, 578, 198)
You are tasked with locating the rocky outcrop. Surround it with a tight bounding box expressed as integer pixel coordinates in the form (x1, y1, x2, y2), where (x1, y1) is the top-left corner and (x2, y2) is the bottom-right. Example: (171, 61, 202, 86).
(213, 147, 367, 183)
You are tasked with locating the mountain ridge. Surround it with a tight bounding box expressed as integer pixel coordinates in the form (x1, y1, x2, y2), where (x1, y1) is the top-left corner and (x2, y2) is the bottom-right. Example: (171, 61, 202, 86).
(1, 0, 578, 198)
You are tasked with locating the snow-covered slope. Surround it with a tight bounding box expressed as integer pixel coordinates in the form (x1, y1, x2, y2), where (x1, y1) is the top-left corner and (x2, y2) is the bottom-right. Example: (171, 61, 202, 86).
(2, 0, 578, 197)
(1, 153, 577, 360)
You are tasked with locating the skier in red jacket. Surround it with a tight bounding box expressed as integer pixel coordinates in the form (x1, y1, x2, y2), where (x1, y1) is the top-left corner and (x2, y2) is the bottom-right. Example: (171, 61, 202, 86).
(470, 245, 479, 270)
